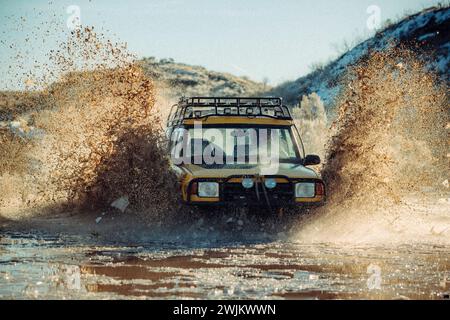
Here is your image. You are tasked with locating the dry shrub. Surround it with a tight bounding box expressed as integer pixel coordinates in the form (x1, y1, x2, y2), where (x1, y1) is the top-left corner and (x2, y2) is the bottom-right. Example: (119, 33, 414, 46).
(0, 131, 31, 176)
(0, 131, 32, 211)
(292, 92, 329, 160)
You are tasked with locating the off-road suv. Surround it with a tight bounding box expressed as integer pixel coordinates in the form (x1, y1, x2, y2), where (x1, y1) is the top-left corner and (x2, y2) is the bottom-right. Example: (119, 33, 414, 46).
(166, 97, 325, 208)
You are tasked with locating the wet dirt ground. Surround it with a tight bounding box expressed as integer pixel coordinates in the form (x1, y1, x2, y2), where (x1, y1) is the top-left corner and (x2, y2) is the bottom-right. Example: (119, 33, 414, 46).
(1, 230, 449, 300)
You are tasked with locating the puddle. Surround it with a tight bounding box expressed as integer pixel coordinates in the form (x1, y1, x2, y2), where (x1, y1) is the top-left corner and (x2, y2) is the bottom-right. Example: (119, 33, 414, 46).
(0, 232, 449, 299)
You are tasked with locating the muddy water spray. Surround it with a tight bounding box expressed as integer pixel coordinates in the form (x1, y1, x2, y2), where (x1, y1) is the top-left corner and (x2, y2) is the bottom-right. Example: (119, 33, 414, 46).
(294, 46, 449, 244)
(0, 26, 178, 219)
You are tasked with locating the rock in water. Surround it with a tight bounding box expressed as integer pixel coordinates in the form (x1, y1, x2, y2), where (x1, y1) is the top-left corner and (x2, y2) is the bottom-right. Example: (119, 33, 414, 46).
(110, 196, 129, 213)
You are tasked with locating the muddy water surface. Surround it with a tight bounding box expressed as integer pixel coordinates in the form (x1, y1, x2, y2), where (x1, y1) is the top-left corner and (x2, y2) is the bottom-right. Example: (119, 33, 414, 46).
(0, 232, 449, 300)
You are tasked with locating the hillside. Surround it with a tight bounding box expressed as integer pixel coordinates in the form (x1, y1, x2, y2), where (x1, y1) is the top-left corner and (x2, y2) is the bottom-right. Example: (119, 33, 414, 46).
(140, 57, 268, 98)
(0, 60, 268, 122)
(269, 5, 450, 107)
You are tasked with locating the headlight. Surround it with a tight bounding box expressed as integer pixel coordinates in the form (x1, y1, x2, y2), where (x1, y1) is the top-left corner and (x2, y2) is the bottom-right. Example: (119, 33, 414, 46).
(295, 182, 315, 198)
(198, 182, 219, 197)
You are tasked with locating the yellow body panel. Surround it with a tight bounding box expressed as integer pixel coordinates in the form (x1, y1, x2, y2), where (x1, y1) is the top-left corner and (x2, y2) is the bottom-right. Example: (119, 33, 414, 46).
(181, 163, 319, 180)
(190, 195, 220, 202)
(295, 196, 324, 203)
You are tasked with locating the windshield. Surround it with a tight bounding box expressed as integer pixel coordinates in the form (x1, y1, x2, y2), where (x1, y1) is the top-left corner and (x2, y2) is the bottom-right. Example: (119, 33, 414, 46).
(170, 125, 303, 167)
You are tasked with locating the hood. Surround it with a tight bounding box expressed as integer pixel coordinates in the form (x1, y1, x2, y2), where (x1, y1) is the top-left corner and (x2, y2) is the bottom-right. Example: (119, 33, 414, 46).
(180, 162, 319, 179)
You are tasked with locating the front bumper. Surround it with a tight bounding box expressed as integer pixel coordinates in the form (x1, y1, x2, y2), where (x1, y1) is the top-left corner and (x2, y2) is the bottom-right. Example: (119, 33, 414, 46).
(183, 175, 325, 206)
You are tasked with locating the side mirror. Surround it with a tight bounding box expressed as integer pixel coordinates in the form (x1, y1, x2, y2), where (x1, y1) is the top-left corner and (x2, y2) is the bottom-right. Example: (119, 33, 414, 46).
(303, 154, 321, 166)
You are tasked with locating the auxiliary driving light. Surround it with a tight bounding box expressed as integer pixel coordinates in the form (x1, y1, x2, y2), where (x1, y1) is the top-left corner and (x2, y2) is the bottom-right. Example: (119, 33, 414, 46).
(242, 178, 254, 189)
(264, 178, 277, 189)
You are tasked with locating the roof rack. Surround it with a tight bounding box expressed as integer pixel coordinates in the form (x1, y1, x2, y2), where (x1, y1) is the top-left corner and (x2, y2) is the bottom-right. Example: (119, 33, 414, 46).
(167, 97, 292, 127)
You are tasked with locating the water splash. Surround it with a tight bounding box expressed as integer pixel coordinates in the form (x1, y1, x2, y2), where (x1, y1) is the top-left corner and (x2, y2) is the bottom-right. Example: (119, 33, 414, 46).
(0, 25, 178, 219)
(293, 45, 449, 244)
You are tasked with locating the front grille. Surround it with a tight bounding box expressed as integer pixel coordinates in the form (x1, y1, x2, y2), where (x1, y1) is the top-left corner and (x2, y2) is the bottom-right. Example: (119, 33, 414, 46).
(222, 182, 293, 204)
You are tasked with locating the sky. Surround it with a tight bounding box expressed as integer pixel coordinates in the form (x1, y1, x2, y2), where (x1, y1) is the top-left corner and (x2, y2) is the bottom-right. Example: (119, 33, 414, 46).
(0, 0, 445, 89)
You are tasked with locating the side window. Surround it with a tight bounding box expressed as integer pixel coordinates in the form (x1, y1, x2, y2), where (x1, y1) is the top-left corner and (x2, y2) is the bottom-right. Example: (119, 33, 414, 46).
(169, 127, 185, 150)
(280, 129, 297, 158)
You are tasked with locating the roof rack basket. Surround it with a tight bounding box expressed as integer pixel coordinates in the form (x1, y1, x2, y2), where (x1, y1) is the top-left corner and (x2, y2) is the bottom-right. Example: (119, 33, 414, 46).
(167, 97, 292, 127)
